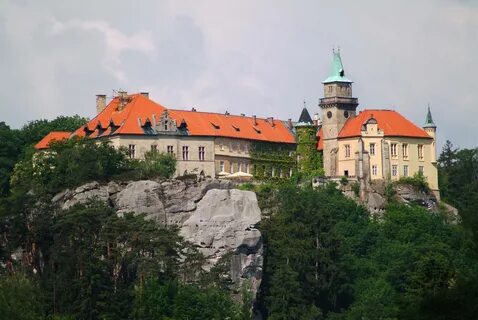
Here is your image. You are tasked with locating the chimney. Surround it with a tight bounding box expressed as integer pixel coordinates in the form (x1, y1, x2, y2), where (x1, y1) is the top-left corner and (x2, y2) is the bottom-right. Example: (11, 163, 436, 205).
(117, 90, 128, 111)
(240, 113, 245, 116)
(96, 94, 107, 114)
(252, 115, 257, 125)
(313, 113, 319, 126)
(287, 118, 293, 129)
(267, 117, 275, 127)
(140, 92, 149, 99)
(191, 107, 197, 112)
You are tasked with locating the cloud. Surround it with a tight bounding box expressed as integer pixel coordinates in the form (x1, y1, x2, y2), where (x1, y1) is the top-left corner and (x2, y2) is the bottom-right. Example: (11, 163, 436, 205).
(0, 0, 477, 149)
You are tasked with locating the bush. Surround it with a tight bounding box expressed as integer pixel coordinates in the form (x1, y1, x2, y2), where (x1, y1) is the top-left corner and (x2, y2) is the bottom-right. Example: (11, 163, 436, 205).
(397, 172, 430, 192)
(135, 150, 177, 179)
(351, 181, 360, 197)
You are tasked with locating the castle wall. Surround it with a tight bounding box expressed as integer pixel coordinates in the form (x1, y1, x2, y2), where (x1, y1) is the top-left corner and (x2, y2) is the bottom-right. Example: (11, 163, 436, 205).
(108, 135, 216, 177)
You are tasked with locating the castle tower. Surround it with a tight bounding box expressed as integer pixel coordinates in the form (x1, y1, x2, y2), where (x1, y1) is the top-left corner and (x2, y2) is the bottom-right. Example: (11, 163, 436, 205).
(296, 106, 318, 172)
(423, 106, 437, 163)
(319, 49, 359, 176)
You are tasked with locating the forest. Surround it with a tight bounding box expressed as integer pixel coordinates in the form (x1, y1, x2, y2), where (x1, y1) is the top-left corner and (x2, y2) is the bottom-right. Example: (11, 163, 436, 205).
(0, 116, 477, 319)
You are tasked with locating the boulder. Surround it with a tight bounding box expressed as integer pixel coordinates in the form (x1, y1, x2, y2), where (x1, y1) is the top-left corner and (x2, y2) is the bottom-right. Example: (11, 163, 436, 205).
(114, 180, 165, 222)
(62, 182, 109, 210)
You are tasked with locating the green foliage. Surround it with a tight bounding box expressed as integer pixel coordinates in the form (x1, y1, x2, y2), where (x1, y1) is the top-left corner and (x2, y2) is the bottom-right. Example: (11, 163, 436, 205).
(296, 126, 323, 178)
(258, 182, 478, 319)
(351, 182, 360, 197)
(134, 278, 240, 320)
(0, 116, 86, 196)
(249, 142, 295, 181)
(0, 122, 22, 196)
(134, 149, 177, 179)
(0, 273, 44, 320)
(397, 171, 430, 192)
(10, 138, 131, 193)
(19, 115, 88, 148)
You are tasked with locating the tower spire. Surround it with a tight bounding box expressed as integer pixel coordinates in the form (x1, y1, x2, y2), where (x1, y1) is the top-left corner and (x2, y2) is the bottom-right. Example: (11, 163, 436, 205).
(423, 105, 436, 128)
(323, 48, 352, 84)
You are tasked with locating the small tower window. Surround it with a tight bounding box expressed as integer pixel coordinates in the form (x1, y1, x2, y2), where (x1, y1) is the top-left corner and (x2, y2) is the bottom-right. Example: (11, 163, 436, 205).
(344, 111, 349, 118)
(327, 111, 332, 119)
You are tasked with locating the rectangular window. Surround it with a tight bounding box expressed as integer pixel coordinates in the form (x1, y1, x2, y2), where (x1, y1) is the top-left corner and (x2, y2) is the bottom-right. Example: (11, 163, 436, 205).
(245, 163, 250, 174)
(418, 144, 424, 160)
(182, 146, 189, 160)
(402, 143, 408, 158)
(403, 165, 409, 177)
(392, 165, 398, 177)
(198, 146, 205, 161)
(391, 143, 398, 157)
(220, 143, 224, 151)
(372, 165, 378, 176)
(151, 144, 157, 152)
(271, 167, 275, 177)
(167, 145, 174, 155)
(230, 162, 234, 174)
(345, 144, 351, 158)
(128, 144, 136, 159)
(344, 170, 349, 177)
(370, 143, 375, 155)
(219, 161, 225, 172)
(419, 166, 424, 175)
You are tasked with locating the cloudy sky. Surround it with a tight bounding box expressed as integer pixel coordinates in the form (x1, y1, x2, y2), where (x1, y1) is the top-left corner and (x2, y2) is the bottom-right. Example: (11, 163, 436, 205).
(1, 0, 477, 148)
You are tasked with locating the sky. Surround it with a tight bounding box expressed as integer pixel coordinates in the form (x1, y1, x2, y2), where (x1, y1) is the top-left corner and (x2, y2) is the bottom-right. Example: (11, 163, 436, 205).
(0, 0, 477, 149)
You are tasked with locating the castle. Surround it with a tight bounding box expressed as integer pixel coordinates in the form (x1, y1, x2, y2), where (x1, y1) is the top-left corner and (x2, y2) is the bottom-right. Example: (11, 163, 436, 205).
(35, 51, 439, 196)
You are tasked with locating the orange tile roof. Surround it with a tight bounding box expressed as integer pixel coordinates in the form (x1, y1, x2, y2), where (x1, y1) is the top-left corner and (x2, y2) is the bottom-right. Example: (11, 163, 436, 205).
(34, 131, 71, 150)
(316, 127, 323, 150)
(338, 109, 432, 139)
(71, 93, 295, 144)
(169, 109, 295, 143)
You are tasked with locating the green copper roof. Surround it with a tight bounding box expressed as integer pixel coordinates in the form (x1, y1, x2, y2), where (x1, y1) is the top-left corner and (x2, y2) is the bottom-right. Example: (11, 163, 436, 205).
(423, 106, 436, 128)
(323, 50, 352, 84)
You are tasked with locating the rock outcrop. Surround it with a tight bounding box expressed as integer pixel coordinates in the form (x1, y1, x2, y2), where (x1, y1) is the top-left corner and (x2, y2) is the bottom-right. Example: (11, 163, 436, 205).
(53, 178, 263, 296)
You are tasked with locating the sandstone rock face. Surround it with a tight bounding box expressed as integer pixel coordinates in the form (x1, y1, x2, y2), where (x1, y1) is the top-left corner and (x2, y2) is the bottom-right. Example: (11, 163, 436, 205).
(114, 180, 165, 222)
(53, 178, 262, 297)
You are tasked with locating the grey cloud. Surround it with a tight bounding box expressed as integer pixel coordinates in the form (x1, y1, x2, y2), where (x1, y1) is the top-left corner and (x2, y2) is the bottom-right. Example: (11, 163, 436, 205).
(0, 0, 477, 149)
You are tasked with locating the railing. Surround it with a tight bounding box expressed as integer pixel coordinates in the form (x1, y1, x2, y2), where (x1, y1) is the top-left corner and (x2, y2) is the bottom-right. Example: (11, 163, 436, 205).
(319, 97, 359, 105)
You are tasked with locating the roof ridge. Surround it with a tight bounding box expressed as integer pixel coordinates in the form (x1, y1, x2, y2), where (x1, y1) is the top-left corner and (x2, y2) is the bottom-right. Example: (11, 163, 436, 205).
(168, 108, 285, 122)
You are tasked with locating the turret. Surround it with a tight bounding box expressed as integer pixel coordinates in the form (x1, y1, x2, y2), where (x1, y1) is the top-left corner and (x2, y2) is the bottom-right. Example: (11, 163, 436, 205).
(319, 49, 359, 176)
(295, 106, 318, 172)
(423, 106, 437, 163)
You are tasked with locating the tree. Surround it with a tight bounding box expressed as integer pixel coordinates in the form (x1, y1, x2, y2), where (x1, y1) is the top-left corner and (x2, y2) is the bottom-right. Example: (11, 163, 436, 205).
(0, 273, 44, 320)
(0, 122, 22, 196)
(135, 150, 177, 179)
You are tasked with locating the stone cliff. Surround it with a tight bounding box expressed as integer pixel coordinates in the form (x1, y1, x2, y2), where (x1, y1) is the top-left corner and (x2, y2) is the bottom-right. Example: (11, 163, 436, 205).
(53, 178, 263, 297)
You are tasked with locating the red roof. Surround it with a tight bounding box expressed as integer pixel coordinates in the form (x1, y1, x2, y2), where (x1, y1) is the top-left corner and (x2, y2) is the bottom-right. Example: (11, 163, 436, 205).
(34, 131, 71, 150)
(316, 127, 323, 151)
(338, 109, 432, 139)
(71, 93, 295, 144)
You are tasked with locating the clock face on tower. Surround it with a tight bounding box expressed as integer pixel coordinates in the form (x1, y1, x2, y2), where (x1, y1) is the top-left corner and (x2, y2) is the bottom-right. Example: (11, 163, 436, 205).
(344, 111, 349, 118)
(327, 111, 332, 119)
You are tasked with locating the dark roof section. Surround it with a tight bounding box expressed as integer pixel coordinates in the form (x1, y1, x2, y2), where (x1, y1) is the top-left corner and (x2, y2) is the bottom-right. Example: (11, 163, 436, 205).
(298, 107, 313, 124)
